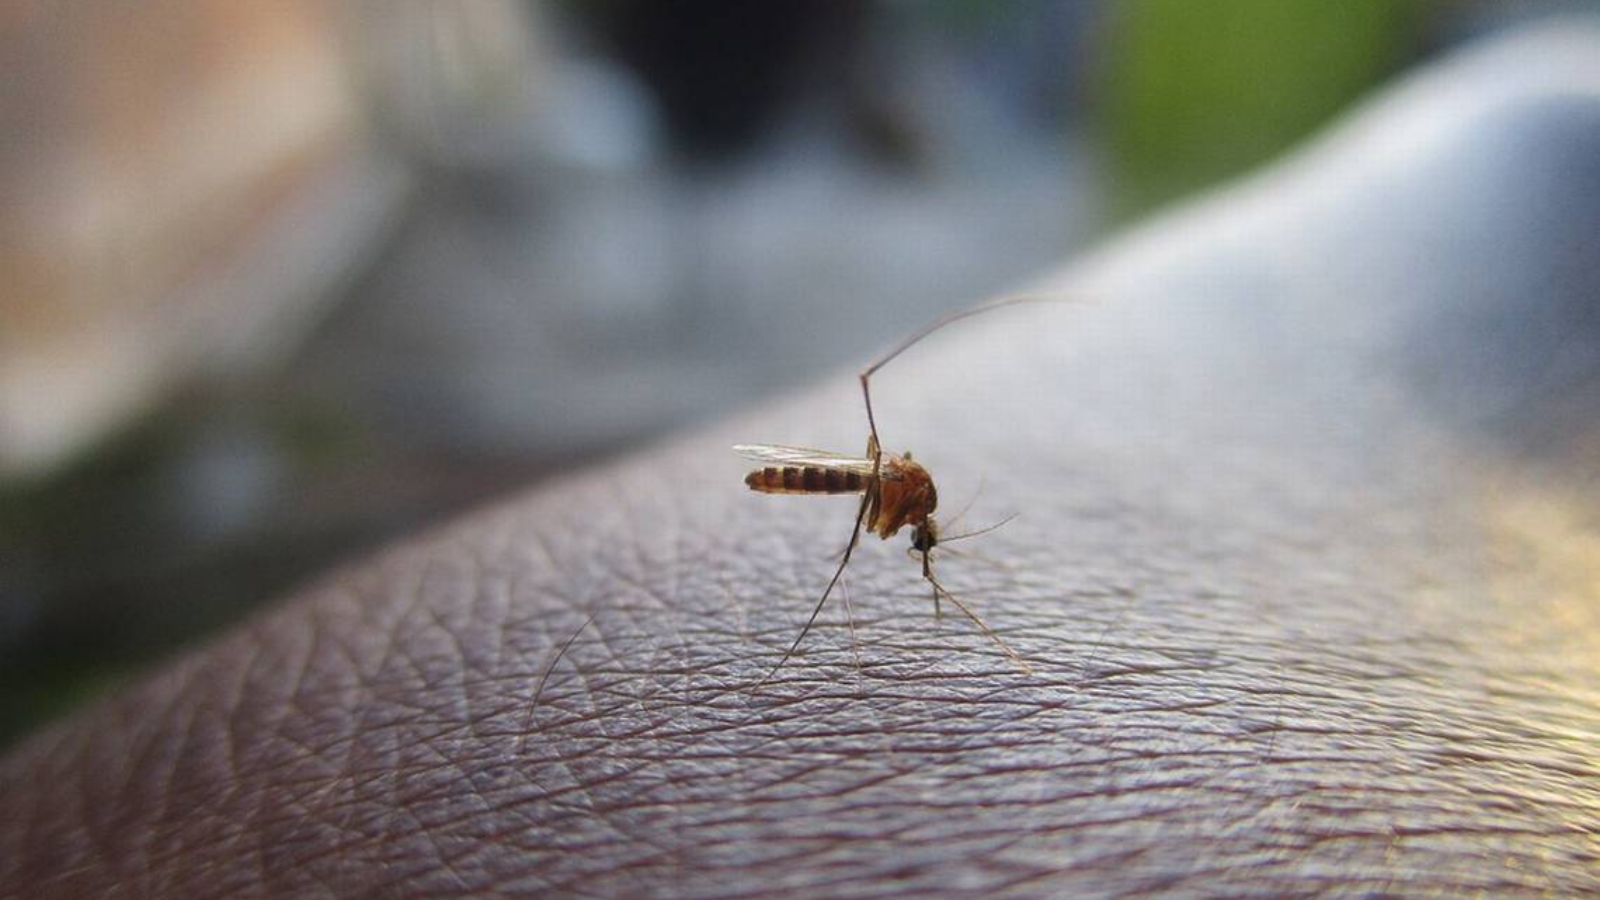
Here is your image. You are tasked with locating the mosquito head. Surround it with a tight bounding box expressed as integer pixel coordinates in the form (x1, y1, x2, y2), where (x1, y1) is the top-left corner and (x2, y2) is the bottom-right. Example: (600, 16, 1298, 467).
(911, 517, 939, 554)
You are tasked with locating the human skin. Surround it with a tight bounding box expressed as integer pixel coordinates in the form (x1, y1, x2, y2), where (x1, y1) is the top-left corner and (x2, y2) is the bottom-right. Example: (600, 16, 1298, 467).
(3, 25, 1598, 900)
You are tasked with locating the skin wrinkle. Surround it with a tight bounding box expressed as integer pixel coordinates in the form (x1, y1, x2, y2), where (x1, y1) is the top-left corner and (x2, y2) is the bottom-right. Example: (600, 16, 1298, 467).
(126, 660, 224, 879)
(238, 626, 334, 893)
(273, 574, 452, 886)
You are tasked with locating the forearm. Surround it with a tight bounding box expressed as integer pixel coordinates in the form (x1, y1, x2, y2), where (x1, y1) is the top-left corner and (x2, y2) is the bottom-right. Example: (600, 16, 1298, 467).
(5, 24, 1599, 900)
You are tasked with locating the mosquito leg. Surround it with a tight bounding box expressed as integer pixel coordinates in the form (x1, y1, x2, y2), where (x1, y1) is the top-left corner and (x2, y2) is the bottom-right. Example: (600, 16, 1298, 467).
(853, 290, 1078, 478)
(862, 292, 1065, 385)
(532, 613, 596, 713)
(910, 546, 939, 617)
(838, 573, 863, 680)
(759, 489, 873, 685)
(859, 372, 886, 505)
(926, 570, 1034, 675)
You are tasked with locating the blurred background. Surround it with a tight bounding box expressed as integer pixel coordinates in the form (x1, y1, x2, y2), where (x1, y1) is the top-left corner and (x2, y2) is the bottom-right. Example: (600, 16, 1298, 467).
(0, 0, 1587, 747)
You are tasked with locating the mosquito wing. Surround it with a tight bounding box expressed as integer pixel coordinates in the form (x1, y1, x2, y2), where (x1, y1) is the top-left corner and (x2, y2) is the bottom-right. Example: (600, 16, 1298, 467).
(733, 444, 877, 474)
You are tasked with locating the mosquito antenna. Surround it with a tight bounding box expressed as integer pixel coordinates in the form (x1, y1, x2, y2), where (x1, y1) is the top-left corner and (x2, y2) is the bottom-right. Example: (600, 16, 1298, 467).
(925, 566, 1034, 675)
(926, 543, 1014, 574)
(940, 512, 1020, 544)
(941, 475, 988, 534)
(758, 490, 873, 686)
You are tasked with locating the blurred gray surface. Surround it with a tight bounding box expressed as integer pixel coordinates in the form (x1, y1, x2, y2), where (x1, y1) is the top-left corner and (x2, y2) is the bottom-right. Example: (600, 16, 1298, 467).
(0, 2, 1099, 745)
(291, 131, 1095, 457)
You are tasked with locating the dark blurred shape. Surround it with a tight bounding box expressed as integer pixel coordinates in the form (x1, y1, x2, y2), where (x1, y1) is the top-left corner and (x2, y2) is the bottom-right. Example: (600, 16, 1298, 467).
(574, 0, 867, 157)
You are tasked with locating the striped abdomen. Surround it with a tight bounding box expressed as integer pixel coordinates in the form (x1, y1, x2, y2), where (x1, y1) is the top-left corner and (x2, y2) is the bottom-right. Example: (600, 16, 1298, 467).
(745, 466, 867, 495)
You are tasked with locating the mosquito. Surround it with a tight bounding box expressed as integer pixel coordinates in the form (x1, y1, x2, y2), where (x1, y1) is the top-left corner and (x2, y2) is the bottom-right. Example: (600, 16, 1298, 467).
(737, 293, 1054, 680)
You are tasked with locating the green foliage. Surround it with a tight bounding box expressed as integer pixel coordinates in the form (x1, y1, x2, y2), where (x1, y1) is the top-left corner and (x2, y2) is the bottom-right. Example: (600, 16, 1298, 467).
(1101, 0, 1422, 220)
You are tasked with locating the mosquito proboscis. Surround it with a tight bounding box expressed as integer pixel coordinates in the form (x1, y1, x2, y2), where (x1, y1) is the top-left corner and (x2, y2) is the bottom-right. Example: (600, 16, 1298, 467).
(737, 292, 1063, 681)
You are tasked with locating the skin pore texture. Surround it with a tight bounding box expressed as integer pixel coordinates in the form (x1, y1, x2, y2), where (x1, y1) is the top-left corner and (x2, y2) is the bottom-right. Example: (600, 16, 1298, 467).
(3, 24, 1597, 900)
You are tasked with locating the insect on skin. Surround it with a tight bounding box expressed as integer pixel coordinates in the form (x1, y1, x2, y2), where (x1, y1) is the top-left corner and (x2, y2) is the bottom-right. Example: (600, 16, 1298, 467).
(737, 293, 1054, 680)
